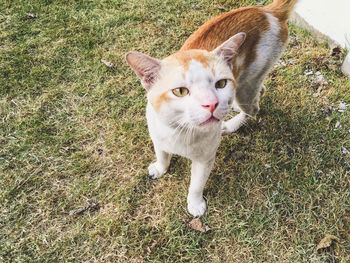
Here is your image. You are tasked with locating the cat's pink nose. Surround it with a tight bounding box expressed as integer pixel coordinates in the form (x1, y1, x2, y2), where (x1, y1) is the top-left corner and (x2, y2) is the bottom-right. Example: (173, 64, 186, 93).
(201, 100, 218, 113)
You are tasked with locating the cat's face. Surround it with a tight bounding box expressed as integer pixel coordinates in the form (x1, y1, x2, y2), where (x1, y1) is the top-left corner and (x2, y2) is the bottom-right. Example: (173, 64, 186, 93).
(126, 33, 245, 131)
(148, 50, 235, 131)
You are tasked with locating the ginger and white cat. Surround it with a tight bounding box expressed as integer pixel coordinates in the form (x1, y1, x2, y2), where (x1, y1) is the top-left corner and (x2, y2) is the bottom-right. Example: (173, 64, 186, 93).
(126, 0, 298, 217)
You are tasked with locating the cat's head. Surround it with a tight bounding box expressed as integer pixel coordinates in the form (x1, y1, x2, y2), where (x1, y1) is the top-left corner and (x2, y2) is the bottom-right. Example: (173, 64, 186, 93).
(126, 33, 245, 131)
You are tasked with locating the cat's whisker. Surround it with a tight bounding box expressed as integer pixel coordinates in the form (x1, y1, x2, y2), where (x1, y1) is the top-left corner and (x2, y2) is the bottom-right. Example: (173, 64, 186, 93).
(185, 123, 195, 155)
(184, 128, 192, 154)
(173, 119, 189, 145)
(168, 116, 185, 130)
(173, 124, 184, 144)
(167, 116, 183, 128)
(189, 124, 196, 149)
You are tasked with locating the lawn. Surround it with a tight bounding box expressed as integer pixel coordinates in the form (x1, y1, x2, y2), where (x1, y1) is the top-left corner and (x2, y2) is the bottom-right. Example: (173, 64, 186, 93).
(0, 0, 349, 262)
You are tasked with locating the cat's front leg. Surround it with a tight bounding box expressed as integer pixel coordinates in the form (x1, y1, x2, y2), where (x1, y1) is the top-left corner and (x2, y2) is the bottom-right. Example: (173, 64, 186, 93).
(187, 158, 214, 217)
(221, 112, 249, 134)
(148, 144, 172, 179)
(222, 84, 266, 135)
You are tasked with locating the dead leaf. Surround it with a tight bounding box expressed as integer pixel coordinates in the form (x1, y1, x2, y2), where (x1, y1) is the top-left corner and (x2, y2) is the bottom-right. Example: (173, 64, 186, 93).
(69, 207, 86, 216)
(86, 199, 99, 211)
(100, 59, 114, 68)
(69, 199, 100, 216)
(321, 100, 333, 114)
(231, 151, 244, 160)
(183, 213, 191, 223)
(26, 13, 36, 19)
(289, 36, 299, 47)
(188, 218, 211, 233)
(331, 46, 344, 57)
(316, 234, 339, 251)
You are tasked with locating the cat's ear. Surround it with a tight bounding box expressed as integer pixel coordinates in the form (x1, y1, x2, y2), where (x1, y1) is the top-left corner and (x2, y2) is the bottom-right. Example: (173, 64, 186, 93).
(213, 32, 246, 66)
(125, 51, 161, 91)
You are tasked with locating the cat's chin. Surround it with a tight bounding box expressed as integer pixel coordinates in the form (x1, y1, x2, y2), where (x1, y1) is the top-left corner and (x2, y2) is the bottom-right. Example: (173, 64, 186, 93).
(195, 116, 221, 131)
(200, 116, 219, 126)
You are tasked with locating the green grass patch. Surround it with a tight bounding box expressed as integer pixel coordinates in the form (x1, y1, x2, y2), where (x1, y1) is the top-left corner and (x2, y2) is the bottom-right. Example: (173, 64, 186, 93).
(1, 0, 349, 262)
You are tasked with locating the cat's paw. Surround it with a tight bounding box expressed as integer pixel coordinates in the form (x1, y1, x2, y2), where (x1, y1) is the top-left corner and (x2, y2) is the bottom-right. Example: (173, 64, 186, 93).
(221, 112, 248, 135)
(221, 120, 240, 135)
(148, 162, 167, 180)
(187, 196, 207, 217)
(221, 122, 230, 135)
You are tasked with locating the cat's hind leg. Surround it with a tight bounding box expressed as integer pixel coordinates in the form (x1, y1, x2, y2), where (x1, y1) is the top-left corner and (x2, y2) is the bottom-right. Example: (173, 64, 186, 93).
(148, 146, 172, 179)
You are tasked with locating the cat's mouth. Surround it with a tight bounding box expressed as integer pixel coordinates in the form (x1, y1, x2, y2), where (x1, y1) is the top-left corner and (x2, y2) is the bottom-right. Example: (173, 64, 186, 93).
(200, 116, 219, 126)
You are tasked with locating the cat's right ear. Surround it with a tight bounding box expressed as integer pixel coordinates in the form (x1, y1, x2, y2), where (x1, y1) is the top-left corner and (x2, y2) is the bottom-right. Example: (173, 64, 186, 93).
(213, 32, 246, 67)
(125, 51, 161, 91)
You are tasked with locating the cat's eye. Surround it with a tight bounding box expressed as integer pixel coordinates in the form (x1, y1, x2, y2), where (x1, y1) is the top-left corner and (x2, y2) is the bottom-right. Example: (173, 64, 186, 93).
(215, 79, 227, 89)
(172, 87, 189, 97)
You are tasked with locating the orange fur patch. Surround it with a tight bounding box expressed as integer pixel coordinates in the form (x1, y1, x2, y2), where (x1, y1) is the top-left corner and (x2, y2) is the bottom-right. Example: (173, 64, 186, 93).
(211, 68, 216, 77)
(231, 79, 237, 90)
(264, 0, 299, 21)
(150, 91, 173, 113)
(167, 50, 212, 70)
(180, 7, 270, 79)
(278, 20, 289, 44)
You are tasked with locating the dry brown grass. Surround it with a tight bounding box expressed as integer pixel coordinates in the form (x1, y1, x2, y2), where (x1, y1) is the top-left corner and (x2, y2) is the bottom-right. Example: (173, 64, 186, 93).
(1, 0, 349, 262)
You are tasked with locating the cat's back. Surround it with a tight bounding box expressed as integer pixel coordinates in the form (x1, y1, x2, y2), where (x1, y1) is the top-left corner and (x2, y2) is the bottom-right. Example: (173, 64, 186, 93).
(180, 4, 289, 79)
(181, 6, 272, 51)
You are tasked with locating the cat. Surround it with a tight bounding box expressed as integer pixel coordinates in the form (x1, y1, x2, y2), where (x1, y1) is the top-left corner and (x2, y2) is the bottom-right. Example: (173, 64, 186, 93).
(126, 0, 299, 217)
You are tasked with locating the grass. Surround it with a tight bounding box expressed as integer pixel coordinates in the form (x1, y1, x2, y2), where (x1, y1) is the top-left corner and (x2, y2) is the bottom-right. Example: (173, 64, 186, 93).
(0, 0, 349, 262)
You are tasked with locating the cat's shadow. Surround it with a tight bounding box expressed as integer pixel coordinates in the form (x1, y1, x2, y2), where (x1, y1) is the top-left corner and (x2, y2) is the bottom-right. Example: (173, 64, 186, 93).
(205, 105, 311, 203)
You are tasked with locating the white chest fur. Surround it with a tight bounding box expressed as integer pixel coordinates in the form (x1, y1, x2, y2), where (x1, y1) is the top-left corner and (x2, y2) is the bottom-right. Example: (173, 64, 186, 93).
(146, 103, 221, 162)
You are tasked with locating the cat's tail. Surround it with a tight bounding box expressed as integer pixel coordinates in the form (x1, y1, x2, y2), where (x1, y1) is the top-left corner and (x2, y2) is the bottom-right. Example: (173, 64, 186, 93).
(264, 0, 299, 21)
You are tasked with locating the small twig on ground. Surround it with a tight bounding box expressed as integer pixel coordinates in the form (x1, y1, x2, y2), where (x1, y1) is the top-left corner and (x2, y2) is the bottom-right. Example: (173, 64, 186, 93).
(69, 199, 100, 216)
(13, 164, 43, 191)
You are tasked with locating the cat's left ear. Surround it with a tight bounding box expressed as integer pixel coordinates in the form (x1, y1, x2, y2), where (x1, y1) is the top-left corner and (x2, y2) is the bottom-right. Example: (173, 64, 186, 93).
(213, 32, 246, 67)
(125, 51, 161, 91)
